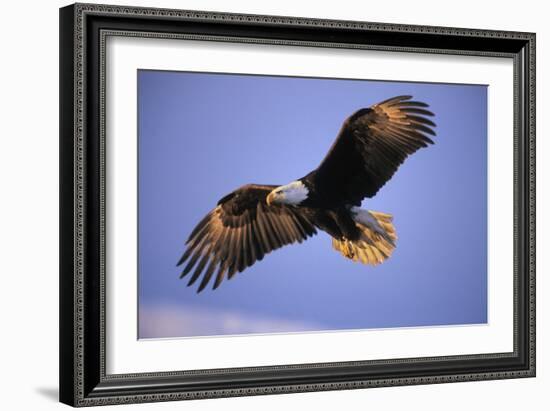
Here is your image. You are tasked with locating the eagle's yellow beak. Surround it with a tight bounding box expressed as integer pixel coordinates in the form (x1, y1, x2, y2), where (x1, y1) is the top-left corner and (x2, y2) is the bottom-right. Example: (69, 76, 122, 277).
(266, 191, 276, 206)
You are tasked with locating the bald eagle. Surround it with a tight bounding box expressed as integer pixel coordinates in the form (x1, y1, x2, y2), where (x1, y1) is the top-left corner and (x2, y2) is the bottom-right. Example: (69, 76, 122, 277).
(178, 95, 436, 292)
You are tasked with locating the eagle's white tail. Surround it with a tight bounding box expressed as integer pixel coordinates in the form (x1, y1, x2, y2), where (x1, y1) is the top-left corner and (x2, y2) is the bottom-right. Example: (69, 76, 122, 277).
(332, 210, 397, 265)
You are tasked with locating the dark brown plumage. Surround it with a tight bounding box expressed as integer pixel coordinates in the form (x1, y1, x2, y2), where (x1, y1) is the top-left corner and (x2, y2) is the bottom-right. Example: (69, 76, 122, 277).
(303, 95, 435, 207)
(178, 184, 317, 292)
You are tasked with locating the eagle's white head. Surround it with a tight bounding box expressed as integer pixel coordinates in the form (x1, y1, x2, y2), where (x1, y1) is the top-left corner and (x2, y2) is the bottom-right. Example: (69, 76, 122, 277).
(266, 181, 309, 206)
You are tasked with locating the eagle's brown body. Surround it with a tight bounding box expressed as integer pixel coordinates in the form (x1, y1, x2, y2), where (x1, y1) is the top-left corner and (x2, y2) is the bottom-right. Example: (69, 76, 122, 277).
(178, 96, 436, 292)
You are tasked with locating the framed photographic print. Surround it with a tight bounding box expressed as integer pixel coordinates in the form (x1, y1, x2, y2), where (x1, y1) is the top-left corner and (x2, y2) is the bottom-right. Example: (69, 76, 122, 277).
(59, 3, 536, 407)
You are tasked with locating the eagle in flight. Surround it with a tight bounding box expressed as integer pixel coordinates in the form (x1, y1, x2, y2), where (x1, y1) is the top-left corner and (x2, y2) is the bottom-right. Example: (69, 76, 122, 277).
(178, 95, 436, 292)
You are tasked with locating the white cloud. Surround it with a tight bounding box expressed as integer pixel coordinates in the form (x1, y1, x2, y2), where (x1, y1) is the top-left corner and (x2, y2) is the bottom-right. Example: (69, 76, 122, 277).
(139, 303, 325, 339)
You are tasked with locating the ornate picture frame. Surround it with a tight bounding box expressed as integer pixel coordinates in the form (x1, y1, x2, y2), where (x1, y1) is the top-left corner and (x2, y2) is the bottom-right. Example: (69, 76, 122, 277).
(59, 3, 535, 407)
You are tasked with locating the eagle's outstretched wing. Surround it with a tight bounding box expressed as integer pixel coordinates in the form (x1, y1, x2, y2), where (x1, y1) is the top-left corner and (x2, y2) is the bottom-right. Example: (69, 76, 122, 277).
(177, 184, 317, 292)
(309, 95, 436, 206)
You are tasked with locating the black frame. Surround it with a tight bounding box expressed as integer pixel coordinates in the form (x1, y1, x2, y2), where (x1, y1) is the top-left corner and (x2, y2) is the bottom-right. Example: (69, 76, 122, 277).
(60, 3, 536, 407)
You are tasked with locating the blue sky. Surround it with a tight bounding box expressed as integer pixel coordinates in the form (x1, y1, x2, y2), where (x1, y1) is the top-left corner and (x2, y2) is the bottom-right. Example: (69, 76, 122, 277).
(137, 70, 488, 338)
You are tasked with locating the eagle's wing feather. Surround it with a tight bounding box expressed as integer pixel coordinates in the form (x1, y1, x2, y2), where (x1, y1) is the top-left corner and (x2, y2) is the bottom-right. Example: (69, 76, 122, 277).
(311, 95, 436, 206)
(178, 184, 317, 292)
